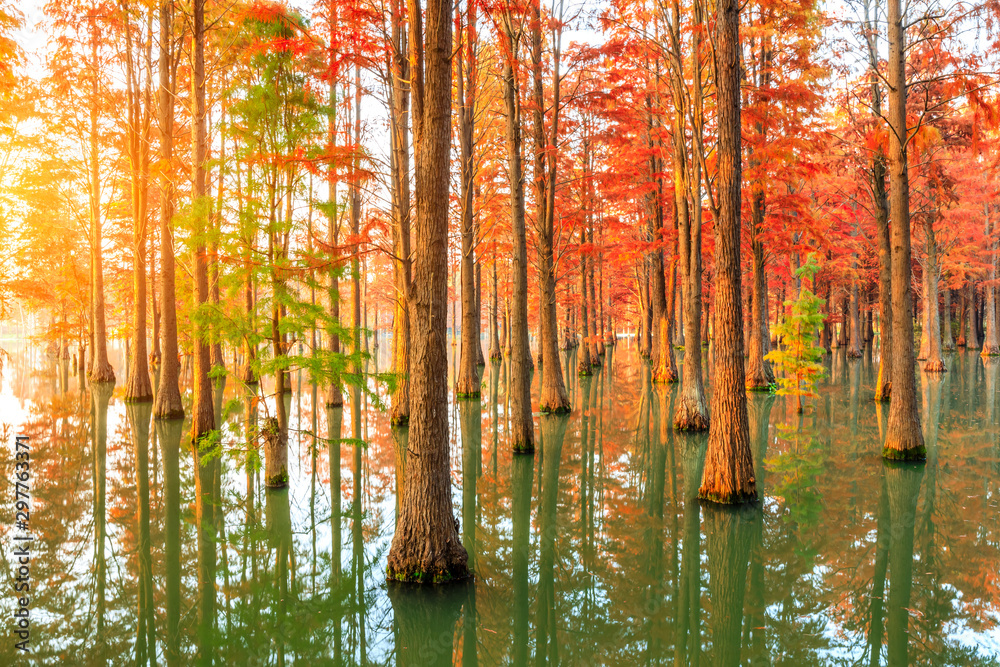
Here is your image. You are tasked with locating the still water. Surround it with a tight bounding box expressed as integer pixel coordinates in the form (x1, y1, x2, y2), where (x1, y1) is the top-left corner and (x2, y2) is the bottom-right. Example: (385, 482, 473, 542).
(1, 339, 998, 665)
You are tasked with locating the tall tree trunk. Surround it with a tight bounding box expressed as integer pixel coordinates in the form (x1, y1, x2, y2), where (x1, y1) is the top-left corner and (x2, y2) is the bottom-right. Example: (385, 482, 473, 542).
(966, 282, 979, 349)
(671, 0, 708, 430)
(922, 212, 946, 370)
(326, 44, 345, 409)
(124, 13, 153, 402)
(386, 0, 469, 582)
(578, 230, 593, 375)
(189, 0, 214, 443)
(698, 0, 756, 504)
(867, 0, 892, 402)
(489, 256, 501, 359)
(941, 285, 954, 351)
(499, 18, 535, 452)
(883, 0, 925, 460)
(533, 0, 571, 413)
(745, 222, 773, 388)
(88, 15, 114, 385)
(153, 0, 182, 417)
(456, 7, 481, 398)
(848, 277, 863, 359)
(982, 210, 1000, 356)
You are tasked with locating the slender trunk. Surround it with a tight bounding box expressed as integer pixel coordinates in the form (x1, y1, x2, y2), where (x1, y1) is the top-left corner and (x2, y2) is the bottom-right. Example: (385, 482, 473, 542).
(456, 7, 480, 398)
(326, 34, 345, 409)
(153, 0, 182, 417)
(578, 232, 592, 375)
(745, 221, 773, 388)
(922, 213, 946, 370)
(190, 0, 214, 443)
(500, 20, 534, 452)
(386, 0, 469, 582)
(941, 286, 954, 350)
(533, 0, 570, 413)
(124, 13, 153, 401)
(672, 0, 708, 430)
(883, 0, 925, 460)
(982, 210, 999, 356)
(489, 256, 501, 359)
(698, 0, 755, 504)
(89, 15, 114, 385)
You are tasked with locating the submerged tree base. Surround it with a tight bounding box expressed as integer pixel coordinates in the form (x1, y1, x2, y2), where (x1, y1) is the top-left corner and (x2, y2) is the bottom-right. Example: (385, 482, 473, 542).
(698, 489, 759, 505)
(386, 564, 472, 585)
(922, 359, 947, 373)
(882, 444, 927, 462)
(745, 383, 774, 392)
(981, 346, 1000, 357)
(390, 414, 410, 427)
(89, 363, 116, 384)
(456, 391, 481, 399)
(512, 439, 535, 455)
(653, 369, 678, 384)
(674, 401, 709, 432)
(540, 403, 571, 415)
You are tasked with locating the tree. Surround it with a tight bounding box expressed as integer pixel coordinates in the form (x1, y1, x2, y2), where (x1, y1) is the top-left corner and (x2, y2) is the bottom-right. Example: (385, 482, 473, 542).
(766, 253, 827, 413)
(151, 0, 184, 419)
(386, 0, 469, 583)
(882, 0, 925, 461)
(698, 0, 756, 504)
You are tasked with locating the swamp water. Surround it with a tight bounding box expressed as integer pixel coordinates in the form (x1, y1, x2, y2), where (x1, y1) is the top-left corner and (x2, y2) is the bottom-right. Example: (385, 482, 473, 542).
(1, 340, 998, 665)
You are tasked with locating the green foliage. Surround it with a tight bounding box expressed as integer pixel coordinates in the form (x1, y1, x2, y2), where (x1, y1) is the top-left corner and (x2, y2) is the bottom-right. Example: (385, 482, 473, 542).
(766, 252, 827, 413)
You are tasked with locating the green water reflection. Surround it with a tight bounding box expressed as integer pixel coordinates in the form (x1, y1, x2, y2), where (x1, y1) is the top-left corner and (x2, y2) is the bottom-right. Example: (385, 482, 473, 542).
(0, 343, 998, 665)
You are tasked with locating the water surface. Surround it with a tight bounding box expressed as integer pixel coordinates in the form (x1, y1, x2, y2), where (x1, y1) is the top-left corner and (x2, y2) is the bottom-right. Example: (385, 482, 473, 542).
(1, 340, 998, 665)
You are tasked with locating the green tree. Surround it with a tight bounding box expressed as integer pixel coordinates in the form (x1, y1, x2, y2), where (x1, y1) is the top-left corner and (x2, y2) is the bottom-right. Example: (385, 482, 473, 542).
(767, 252, 827, 413)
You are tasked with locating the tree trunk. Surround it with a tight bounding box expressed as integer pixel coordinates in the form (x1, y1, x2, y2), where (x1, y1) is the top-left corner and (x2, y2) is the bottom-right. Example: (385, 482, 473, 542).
(386, 0, 469, 582)
(848, 279, 863, 359)
(921, 214, 946, 370)
(883, 0, 925, 460)
(941, 286, 954, 351)
(966, 282, 979, 350)
(189, 0, 214, 444)
(489, 257, 501, 360)
(500, 21, 535, 453)
(326, 22, 346, 410)
(123, 16, 153, 402)
(745, 226, 773, 388)
(982, 211, 999, 356)
(532, 0, 571, 413)
(456, 10, 480, 398)
(152, 0, 182, 418)
(578, 234, 593, 375)
(698, 0, 756, 504)
(671, 0, 708, 430)
(88, 16, 114, 385)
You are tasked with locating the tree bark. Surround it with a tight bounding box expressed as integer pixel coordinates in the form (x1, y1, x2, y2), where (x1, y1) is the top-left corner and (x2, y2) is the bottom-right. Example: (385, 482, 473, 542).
(456, 8, 481, 398)
(152, 0, 182, 418)
(88, 15, 114, 385)
(921, 213, 946, 370)
(941, 286, 954, 350)
(123, 11, 153, 402)
(699, 0, 756, 504)
(982, 210, 999, 356)
(386, 0, 469, 582)
(745, 224, 774, 388)
(189, 0, 215, 443)
(883, 0, 925, 460)
(671, 0, 708, 430)
(499, 18, 535, 452)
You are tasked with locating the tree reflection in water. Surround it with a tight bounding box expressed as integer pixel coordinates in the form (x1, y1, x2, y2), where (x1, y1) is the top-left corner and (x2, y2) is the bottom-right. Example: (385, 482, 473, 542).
(1, 345, 998, 664)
